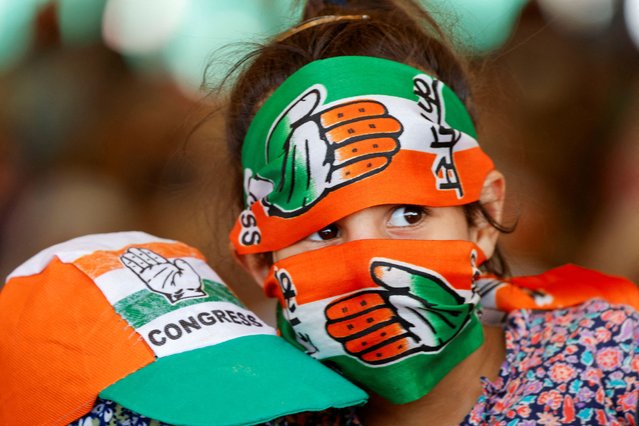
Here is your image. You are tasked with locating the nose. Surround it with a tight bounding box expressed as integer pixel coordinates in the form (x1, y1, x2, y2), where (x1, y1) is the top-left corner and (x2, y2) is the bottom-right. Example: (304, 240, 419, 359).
(340, 208, 388, 241)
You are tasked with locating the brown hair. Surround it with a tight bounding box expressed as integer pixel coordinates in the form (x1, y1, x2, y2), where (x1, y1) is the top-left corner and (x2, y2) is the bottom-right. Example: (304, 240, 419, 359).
(223, 0, 514, 276)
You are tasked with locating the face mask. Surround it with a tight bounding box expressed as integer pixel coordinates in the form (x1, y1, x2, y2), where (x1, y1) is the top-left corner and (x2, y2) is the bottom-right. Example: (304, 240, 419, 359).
(264, 239, 485, 404)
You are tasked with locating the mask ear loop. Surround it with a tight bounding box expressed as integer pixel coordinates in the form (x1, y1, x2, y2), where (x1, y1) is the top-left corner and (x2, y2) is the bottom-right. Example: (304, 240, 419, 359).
(275, 15, 370, 43)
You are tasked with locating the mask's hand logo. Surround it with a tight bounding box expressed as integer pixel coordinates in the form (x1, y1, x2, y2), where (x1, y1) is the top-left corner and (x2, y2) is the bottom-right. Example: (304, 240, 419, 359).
(324, 259, 473, 364)
(264, 88, 402, 217)
(121, 248, 207, 304)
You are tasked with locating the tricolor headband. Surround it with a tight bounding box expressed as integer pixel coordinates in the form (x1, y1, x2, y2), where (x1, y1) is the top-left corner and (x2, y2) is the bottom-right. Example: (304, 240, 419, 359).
(231, 56, 494, 254)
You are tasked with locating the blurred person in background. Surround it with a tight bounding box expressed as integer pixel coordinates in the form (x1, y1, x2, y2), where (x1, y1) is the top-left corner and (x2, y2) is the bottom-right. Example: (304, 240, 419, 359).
(473, 0, 639, 279)
(0, 1, 270, 313)
(578, 74, 639, 283)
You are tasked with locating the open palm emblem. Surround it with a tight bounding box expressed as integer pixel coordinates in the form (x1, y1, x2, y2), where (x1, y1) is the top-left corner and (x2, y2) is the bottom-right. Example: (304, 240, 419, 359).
(324, 259, 473, 364)
(120, 248, 207, 304)
(262, 87, 403, 217)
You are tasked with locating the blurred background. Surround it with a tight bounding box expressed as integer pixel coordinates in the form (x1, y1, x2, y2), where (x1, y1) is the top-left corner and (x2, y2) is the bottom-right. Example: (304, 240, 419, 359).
(2, 0, 639, 321)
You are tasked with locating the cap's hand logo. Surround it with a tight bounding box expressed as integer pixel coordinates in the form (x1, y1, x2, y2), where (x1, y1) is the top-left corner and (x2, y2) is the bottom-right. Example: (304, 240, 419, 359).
(324, 259, 473, 364)
(263, 87, 403, 217)
(121, 248, 207, 304)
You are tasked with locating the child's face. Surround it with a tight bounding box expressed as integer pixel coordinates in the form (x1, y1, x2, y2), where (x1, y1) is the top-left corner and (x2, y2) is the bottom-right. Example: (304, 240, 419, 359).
(273, 204, 473, 261)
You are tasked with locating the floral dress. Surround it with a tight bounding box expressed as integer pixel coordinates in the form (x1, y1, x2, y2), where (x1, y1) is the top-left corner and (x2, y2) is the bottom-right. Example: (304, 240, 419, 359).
(72, 299, 638, 425)
(463, 299, 639, 425)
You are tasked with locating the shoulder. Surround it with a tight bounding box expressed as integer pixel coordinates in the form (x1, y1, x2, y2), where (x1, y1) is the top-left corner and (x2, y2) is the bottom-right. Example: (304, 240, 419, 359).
(493, 300, 639, 423)
(505, 299, 639, 371)
(574, 298, 639, 344)
(507, 298, 639, 346)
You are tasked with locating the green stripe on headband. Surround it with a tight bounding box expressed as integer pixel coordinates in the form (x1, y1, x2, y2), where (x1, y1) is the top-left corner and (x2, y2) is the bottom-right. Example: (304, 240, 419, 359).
(241, 56, 477, 174)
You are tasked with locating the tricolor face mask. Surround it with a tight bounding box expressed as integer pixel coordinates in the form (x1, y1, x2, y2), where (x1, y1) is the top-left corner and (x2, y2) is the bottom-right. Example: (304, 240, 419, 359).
(230, 56, 495, 403)
(265, 239, 485, 404)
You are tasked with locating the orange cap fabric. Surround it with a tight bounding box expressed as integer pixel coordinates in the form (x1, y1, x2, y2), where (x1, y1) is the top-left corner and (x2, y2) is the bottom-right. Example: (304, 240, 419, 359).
(0, 255, 155, 424)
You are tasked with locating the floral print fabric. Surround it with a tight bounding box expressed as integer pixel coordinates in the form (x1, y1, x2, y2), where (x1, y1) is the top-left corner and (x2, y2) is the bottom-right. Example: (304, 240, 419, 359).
(69, 399, 361, 426)
(69, 399, 164, 426)
(464, 299, 639, 425)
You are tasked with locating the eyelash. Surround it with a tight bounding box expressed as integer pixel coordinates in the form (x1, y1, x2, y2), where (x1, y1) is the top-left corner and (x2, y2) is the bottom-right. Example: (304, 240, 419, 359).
(306, 205, 430, 242)
(387, 205, 429, 227)
(308, 224, 340, 241)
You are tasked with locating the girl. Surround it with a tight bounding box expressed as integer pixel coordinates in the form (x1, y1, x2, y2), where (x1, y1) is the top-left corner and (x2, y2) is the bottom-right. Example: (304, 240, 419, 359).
(228, 0, 639, 424)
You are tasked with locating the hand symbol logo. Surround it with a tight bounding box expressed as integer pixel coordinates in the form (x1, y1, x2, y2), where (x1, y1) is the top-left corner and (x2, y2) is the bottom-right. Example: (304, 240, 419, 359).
(121, 248, 207, 304)
(324, 259, 473, 364)
(263, 87, 403, 217)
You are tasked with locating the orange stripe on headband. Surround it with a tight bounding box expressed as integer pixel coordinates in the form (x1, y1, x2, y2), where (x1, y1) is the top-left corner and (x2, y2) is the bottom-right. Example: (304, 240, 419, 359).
(231, 56, 494, 254)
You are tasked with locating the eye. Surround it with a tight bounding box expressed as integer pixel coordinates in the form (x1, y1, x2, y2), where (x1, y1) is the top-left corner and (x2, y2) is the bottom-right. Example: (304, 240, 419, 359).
(388, 205, 427, 227)
(307, 224, 341, 241)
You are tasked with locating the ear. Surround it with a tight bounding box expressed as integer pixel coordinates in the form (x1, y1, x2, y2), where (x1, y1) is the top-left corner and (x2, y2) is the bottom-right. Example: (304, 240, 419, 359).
(230, 242, 270, 288)
(470, 170, 506, 259)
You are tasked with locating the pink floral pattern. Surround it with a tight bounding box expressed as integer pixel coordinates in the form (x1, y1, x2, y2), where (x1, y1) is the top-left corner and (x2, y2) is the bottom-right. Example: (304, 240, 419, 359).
(464, 299, 639, 425)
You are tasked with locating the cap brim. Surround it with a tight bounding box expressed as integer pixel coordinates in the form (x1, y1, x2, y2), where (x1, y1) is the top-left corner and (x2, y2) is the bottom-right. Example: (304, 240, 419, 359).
(99, 334, 367, 426)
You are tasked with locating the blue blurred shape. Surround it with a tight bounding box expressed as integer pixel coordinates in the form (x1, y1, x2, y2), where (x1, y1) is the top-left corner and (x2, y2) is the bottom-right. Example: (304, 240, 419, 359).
(423, 0, 528, 54)
(0, 0, 41, 71)
(161, 0, 301, 96)
(124, 0, 526, 94)
(58, 0, 106, 46)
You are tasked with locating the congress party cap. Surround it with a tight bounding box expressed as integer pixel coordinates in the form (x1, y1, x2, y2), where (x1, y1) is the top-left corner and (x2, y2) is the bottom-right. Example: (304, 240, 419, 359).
(0, 232, 366, 426)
